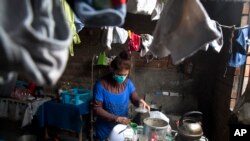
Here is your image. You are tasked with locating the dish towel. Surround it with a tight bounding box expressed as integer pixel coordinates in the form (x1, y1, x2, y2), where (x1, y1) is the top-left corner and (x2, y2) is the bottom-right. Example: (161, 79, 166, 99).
(0, 0, 72, 86)
(149, 0, 220, 64)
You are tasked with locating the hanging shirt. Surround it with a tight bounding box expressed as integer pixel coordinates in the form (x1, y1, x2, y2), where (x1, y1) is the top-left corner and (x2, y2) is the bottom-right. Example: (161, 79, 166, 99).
(93, 74, 140, 141)
(228, 28, 249, 67)
(61, 0, 81, 56)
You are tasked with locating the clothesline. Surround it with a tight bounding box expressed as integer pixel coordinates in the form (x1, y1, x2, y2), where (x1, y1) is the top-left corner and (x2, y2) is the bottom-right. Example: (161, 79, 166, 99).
(218, 23, 249, 30)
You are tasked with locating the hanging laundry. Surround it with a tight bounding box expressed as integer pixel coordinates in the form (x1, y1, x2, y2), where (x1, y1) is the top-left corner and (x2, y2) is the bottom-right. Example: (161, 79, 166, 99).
(228, 27, 249, 67)
(140, 34, 154, 57)
(67, 0, 127, 27)
(102, 26, 128, 50)
(61, 0, 81, 56)
(113, 27, 128, 44)
(201, 20, 224, 52)
(102, 27, 114, 50)
(149, 0, 220, 64)
(74, 15, 84, 33)
(129, 32, 141, 52)
(127, 0, 157, 15)
(0, 0, 72, 86)
(151, 0, 168, 20)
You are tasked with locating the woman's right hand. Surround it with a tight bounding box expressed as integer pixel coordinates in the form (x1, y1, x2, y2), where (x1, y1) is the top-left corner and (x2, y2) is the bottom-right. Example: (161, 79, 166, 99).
(116, 117, 131, 125)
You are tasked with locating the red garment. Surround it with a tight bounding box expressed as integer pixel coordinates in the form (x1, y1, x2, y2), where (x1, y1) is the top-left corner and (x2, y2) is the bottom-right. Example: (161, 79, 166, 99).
(112, 0, 126, 6)
(129, 32, 141, 52)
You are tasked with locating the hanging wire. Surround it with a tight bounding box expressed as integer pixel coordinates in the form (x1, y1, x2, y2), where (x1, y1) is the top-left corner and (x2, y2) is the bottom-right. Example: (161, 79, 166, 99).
(219, 23, 249, 30)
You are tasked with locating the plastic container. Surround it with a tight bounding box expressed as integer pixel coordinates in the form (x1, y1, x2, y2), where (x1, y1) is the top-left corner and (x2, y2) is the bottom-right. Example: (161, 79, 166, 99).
(61, 88, 91, 105)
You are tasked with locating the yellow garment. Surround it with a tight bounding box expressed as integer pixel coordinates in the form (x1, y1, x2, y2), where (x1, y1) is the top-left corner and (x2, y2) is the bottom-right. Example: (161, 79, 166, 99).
(61, 0, 81, 56)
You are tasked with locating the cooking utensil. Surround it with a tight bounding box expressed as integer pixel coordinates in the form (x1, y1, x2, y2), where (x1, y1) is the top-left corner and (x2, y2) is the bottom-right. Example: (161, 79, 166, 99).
(177, 111, 203, 140)
(143, 118, 169, 140)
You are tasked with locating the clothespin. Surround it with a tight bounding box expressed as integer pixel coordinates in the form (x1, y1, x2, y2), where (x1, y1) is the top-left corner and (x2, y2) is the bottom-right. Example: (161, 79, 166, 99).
(128, 30, 132, 39)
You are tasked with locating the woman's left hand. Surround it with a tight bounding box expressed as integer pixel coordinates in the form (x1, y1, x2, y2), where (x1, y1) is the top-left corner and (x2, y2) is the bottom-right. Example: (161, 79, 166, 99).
(140, 99, 150, 111)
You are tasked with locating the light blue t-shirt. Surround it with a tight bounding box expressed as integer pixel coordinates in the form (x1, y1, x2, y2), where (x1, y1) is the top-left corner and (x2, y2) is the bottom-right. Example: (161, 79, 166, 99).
(94, 79, 135, 141)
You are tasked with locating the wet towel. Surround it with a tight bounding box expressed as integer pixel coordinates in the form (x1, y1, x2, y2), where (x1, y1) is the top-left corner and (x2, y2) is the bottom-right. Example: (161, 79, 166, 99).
(228, 27, 249, 67)
(69, 0, 127, 27)
(0, 0, 72, 86)
(149, 0, 220, 64)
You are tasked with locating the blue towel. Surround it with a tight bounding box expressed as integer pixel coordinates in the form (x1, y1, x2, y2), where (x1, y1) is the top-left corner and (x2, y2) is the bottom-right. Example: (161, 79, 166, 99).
(228, 28, 249, 67)
(36, 101, 89, 133)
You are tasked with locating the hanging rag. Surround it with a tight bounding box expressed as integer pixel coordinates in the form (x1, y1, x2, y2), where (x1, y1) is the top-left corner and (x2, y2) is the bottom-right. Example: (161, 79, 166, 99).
(0, 0, 72, 86)
(102, 26, 128, 50)
(67, 0, 127, 27)
(61, 0, 81, 56)
(127, 0, 157, 15)
(149, 0, 220, 64)
(113, 27, 128, 44)
(201, 20, 224, 52)
(102, 27, 114, 50)
(129, 32, 141, 52)
(151, 0, 168, 20)
(140, 34, 153, 57)
(228, 27, 249, 67)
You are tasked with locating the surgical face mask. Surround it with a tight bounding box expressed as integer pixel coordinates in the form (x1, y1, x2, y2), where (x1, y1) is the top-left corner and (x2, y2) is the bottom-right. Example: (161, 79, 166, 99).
(113, 74, 127, 83)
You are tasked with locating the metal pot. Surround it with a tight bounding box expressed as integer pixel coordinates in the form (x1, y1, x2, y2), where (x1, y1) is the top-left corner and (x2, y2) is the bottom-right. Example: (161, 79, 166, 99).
(143, 118, 169, 140)
(177, 111, 203, 140)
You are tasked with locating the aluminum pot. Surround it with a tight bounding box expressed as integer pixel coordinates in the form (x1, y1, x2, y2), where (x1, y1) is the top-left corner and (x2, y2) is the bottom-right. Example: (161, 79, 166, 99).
(143, 118, 169, 140)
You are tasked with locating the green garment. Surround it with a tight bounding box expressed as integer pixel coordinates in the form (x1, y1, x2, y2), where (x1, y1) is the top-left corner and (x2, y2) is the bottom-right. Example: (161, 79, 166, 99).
(61, 0, 81, 56)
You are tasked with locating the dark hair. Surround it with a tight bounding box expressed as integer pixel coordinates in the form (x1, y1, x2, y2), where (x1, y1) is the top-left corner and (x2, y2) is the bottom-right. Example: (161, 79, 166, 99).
(111, 51, 131, 71)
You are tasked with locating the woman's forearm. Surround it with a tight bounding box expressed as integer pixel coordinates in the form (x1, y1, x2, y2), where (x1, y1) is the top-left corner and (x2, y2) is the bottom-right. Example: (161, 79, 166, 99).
(131, 91, 140, 107)
(93, 100, 118, 122)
